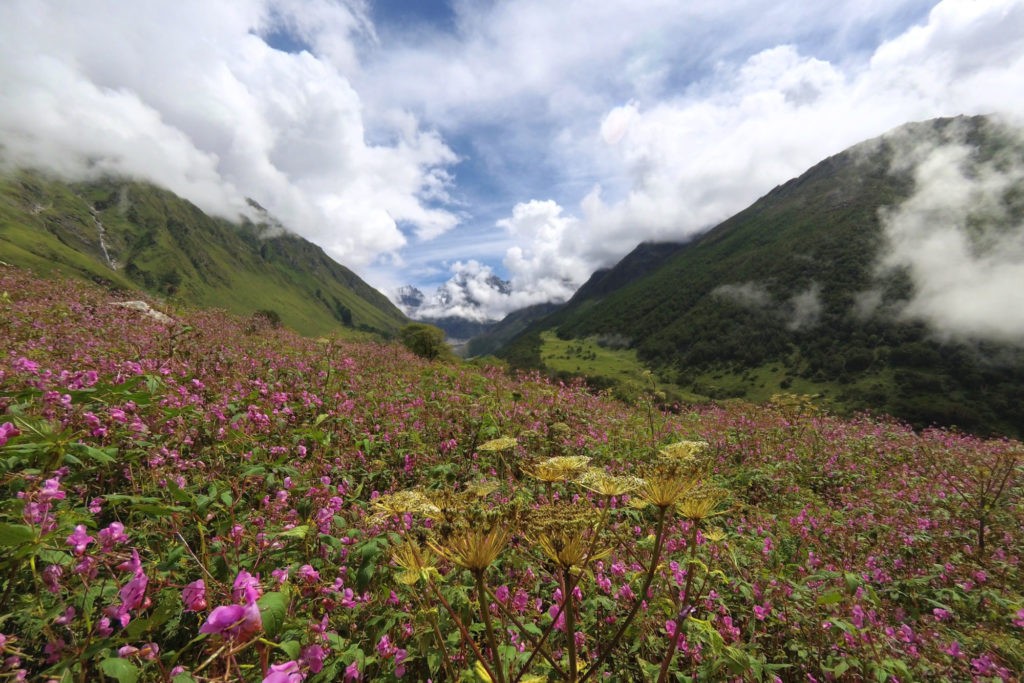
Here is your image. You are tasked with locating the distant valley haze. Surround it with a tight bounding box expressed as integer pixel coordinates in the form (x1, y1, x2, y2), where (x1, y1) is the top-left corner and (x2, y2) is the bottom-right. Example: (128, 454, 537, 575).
(2, 0, 1024, 326)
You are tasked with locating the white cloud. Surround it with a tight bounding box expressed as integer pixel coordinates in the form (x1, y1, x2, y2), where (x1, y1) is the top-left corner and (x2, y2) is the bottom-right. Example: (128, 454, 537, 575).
(712, 282, 774, 309)
(0, 0, 459, 270)
(409, 201, 592, 321)
(3, 0, 1024, 323)
(447, 0, 1024, 320)
(877, 120, 1024, 343)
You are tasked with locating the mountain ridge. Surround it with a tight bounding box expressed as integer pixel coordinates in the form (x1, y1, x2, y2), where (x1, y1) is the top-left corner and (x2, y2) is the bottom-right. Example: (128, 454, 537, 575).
(0, 170, 407, 337)
(494, 115, 1024, 437)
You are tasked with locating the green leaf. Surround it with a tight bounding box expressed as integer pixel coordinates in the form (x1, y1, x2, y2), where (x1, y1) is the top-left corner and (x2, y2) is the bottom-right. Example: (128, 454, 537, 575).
(258, 591, 288, 639)
(0, 522, 36, 546)
(278, 640, 301, 659)
(816, 589, 844, 606)
(278, 525, 309, 539)
(99, 657, 139, 683)
(131, 503, 187, 516)
(70, 443, 116, 464)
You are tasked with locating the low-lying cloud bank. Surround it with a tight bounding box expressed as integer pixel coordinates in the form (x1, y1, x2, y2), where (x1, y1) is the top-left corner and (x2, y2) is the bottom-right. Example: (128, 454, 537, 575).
(874, 119, 1024, 344)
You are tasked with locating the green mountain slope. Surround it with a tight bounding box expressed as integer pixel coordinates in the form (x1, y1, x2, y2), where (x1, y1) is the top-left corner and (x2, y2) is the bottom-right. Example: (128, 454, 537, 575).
(498, 116, 1024, 437)
(0, 171, 407, 337)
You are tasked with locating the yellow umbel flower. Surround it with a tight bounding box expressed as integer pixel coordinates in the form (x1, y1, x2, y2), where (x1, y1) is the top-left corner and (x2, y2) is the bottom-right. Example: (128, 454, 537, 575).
(464, 479, 501, 497)
(676, 486, 728, 520)
(635, 472, 698, 509)
(391, 539, 441, 585)
(429, 526, 510, 572)
(658, 439, 709, 463)
(477, 436, 518, 452)
(526, 455, 592, 483)
(371, 489, 441, 522)
(576, 468, 645, 496)
(538, 529, 611, 570)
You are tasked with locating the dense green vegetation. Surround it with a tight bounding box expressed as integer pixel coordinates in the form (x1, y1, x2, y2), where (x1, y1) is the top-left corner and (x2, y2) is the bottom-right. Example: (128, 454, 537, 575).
(498, 116, 1024, 438)
(0, 170, 407, 338)
(1, 267, 1022, 682)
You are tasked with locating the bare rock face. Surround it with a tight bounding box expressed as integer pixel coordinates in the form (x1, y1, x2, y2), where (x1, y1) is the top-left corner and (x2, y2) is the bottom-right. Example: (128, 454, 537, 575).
(112, 301, 174, 324)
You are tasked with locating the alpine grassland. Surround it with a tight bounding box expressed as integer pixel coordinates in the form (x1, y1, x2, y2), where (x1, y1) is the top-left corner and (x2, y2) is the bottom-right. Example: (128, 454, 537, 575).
(1, 266, 1021, 682)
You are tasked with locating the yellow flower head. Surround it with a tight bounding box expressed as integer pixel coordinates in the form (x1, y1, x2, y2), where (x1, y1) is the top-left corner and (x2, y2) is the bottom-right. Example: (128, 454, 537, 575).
(526, 455, 592, 483)
(429, 526, 510, 572)
(658, 439, 709, 464)
(371, 489, 441, 522)
(477, 436, 518, 452)
(576, 468, 645, 497)
(538, 529, 611, 570)
(464, 479, 501, 497)
(676, 486, 729, 520)
(635, 471, 698, 509)
(391, 539, 441, 585)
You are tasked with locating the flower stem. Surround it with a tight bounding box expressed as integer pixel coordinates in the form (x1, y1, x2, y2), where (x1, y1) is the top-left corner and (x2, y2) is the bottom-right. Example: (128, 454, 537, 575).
(476, 569, 507, 683)
(563, 568, 578, 683)
(429, 579, 498, 683)
(582, 504, 670, 682)
(657, 523, 699, 683)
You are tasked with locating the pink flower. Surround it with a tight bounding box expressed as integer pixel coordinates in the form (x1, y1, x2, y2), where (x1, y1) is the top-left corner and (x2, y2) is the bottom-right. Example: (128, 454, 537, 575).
(117, 550, 142, 574)
(932, 608, 951, 622)
(182, 580, 207, 612)
(42, 565, 63, 593)
(44, 638, 66, 664)
(262, 660, 304, 683)
(376, 635, 394, 658)
(118, 560, 149, 613)
(98, 522, 128, 550)
(54, 607, 76, 626)
(95, 617, 113, 637)
(394, 648, 408, 678)
(343, 661, 361, 682)
(66, 525, 94, 555)
(199, 601, 262, 642)
(233, 570, 262, 603)
(138, 643, 159, 661)
(296, 565, 320, 583)
(0, 422, 21, 447)
(301, 644, 326, 674)
(39, 478, 65, 502)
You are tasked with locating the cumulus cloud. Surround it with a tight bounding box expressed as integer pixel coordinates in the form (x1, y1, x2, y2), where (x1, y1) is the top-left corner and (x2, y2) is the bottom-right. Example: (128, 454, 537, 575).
(876, 119, 1024, 343)
(425, 0, 1024, 320)
(407, 200, 594, 321)
(0, 0, 459, 268)
(3, 0, 1024, 321)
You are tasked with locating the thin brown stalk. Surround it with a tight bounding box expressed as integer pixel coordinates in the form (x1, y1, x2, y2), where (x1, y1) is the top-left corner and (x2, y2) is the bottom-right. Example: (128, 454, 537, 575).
(581, 504, 670, 682)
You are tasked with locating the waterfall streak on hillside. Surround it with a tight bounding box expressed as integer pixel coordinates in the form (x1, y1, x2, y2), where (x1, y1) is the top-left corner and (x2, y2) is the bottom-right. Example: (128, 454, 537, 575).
(90, 207, 117, 270)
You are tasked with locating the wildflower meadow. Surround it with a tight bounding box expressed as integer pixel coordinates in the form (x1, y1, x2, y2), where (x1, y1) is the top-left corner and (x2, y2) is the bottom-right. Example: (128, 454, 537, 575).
(0, 266, 1021, 682)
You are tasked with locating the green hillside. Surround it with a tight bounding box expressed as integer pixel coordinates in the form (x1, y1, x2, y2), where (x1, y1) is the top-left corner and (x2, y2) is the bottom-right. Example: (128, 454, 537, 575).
(498, 116, 1024, 437)
(0, 171, 407, 338)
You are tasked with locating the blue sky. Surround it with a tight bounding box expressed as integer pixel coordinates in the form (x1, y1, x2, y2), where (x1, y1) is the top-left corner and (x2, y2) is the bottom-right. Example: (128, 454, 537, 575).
(2, 0, 1024, 320)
